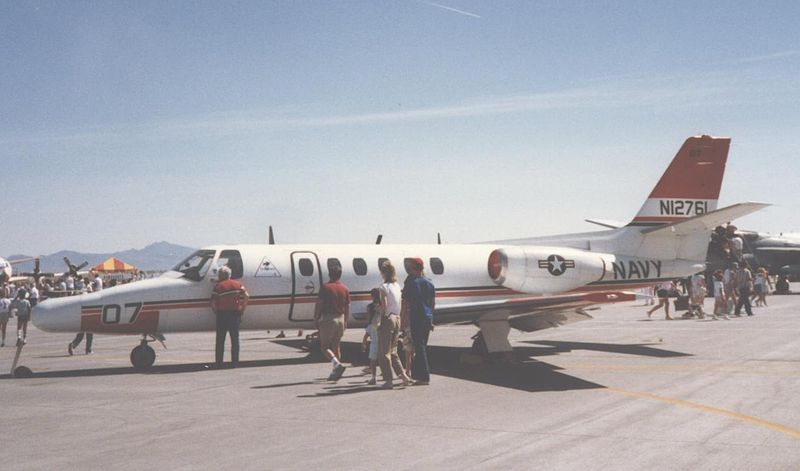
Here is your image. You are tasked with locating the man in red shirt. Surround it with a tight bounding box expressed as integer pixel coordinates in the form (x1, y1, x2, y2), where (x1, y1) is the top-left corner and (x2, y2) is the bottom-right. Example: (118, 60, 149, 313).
(210, 266, 249, 368)
(314, 264, 350, 381)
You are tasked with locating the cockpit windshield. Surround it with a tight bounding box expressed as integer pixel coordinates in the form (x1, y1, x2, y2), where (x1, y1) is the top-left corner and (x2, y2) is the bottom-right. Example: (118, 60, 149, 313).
(171, 250, 216, 281)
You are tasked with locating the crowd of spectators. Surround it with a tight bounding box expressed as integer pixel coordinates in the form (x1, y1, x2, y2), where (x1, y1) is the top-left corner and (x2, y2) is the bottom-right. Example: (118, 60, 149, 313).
(645, 222, 791, 320)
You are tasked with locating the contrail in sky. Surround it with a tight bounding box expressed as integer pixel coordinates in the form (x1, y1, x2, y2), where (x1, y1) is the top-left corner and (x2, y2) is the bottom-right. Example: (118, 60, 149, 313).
(730, 50, 800, 64)
(416, 0, 481, 18)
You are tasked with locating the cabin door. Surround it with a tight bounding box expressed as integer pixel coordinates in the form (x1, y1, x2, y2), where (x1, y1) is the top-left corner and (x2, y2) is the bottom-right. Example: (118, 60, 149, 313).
(289, 251, 322, 322)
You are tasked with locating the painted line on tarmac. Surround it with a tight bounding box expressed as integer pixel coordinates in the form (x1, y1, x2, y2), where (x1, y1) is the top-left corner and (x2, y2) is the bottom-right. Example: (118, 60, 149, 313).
(606, 387, 800, 440)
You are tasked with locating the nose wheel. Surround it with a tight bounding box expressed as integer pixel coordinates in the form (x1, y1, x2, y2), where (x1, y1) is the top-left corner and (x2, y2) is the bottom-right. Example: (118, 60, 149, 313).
(130, 333, 166, 370)
(131, 344, 156, 369)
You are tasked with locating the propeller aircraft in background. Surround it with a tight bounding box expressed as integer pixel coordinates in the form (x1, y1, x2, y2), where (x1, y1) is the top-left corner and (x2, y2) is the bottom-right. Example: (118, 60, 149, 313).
(0, 256, 90, 286)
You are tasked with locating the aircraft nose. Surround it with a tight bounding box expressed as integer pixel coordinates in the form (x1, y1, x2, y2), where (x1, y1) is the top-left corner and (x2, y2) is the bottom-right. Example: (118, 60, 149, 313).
(33, 296, 83, 333)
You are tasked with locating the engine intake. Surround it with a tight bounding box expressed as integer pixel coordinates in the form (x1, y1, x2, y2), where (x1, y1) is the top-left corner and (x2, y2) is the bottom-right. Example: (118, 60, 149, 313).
(488, 246, 607, 294)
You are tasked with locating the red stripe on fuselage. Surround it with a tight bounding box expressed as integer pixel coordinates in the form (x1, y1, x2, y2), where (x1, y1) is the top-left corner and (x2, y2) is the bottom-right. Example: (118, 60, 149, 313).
(80, 310, 160, 333)
(79, 287, 519, 313)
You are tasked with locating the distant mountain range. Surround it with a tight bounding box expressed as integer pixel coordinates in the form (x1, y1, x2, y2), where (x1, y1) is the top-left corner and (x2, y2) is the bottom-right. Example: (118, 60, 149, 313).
(5, 241, 196, 273)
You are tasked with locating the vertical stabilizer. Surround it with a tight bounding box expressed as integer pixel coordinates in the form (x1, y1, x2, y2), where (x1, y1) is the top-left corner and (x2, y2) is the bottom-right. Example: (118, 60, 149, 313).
(628, 135, 730, 227)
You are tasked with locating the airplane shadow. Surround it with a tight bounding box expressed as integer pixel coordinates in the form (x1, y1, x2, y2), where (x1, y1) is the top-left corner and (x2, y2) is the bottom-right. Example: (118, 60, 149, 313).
(0, 355, 321, 380)
(2, 339, 692, 393)
(425, 344, 603, 393)
(287, 340, 693, 395)
(518, 340, 693, 358)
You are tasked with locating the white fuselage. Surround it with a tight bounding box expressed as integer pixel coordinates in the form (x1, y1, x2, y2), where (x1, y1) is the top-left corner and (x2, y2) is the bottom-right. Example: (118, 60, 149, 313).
(33, 242, 696, 335)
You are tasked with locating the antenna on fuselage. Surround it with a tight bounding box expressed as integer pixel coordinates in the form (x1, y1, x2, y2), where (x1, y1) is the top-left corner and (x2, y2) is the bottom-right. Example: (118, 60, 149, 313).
(375, 234, 383, 245)
(268, 226, 275, 245)
(437, 232, 442, 245)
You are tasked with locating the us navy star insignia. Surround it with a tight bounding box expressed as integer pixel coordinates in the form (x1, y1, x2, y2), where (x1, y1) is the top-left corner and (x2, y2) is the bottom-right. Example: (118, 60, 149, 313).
(538, 254, 576, 276)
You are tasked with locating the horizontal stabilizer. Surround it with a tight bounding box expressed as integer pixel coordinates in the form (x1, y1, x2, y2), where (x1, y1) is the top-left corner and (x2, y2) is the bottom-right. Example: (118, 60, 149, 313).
(640, 202, 770, 236)
(585, 218, 622, 229)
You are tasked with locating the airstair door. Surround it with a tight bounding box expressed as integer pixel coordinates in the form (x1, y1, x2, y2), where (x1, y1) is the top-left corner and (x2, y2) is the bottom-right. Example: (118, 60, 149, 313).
(289, 251, 322, 322)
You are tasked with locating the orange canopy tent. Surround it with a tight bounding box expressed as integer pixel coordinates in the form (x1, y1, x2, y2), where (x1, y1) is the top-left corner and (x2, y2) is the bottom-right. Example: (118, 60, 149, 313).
(92, 257, 138, 273)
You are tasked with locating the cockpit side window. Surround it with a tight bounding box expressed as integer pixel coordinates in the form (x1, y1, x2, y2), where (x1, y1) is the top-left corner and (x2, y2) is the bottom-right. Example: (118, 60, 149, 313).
(172, 250, 216, 281)
(217, 250, 244, 279)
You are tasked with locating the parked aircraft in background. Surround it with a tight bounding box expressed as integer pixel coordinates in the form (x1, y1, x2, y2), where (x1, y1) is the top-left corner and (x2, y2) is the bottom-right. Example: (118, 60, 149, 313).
(734, 231, 800, 276)
(1, 256, 40, 284)
(0, 257, 89, 285)
(32, 135, 767, 369)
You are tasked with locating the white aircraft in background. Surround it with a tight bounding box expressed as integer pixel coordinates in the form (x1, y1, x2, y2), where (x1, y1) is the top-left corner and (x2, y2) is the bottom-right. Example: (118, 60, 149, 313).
(33, 135, 767, 369)
(0, 257, 89, 286)
(1, 257, 40, 284)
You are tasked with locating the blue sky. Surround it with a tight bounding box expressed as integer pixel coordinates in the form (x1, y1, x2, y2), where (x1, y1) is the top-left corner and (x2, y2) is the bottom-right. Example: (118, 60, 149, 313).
(2, 1, 799, 255)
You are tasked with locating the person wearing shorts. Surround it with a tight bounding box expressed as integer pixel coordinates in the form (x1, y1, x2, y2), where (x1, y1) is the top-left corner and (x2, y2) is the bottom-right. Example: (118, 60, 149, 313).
(11, 292, 32, 344)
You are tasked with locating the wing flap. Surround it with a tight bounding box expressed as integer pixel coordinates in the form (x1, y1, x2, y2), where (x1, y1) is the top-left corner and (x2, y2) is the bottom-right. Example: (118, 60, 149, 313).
(433, 291, 643, 332)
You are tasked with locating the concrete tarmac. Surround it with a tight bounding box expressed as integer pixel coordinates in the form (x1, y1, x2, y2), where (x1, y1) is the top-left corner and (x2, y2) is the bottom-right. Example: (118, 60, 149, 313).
(2, 289, 799, 470)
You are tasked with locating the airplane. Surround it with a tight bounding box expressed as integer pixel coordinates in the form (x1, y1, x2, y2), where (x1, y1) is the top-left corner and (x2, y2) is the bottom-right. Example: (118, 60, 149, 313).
(1, 256, 41, 284)
(0, 256, 90, 286)
(729, 231, 800, 276)
(32, 135, 768, 370)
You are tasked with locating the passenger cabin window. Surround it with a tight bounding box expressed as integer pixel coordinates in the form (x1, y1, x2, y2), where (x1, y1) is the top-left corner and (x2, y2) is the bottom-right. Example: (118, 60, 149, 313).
(327, 258, 342, 277)
(353, 258, 367, 276)
(172, 250, 215, 282)
(378, 257, 389, 271)
(298, 258, 314, 277)
(430, 257, 444, 275)
(217, 250, 244, 279)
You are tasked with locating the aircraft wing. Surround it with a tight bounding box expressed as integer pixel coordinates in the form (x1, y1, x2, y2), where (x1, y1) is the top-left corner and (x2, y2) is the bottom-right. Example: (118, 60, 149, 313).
(584, 218, 623, 229)
(8, 257, 38, 265)
(433, 291, 644, 332)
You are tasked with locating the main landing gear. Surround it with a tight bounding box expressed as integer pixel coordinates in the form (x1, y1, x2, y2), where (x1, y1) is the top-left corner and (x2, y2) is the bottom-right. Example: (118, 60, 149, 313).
(130, 333, 166, 370)
(459, 331, 518, 366)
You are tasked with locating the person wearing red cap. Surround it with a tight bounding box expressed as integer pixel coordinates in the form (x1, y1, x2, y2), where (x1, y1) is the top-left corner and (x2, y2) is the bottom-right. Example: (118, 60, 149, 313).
(401, 257, 435, 385)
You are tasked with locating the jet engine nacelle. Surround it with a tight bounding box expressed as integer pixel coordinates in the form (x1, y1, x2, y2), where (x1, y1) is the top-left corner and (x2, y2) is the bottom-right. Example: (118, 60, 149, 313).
(488, 246, 606, 295)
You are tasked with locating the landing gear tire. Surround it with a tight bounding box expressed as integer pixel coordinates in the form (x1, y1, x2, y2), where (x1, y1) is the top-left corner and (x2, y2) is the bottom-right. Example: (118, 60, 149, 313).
(13, 366, 33, 378)
(460, 332, 489, 366)
(130, 344, 156, 370)
(470, 332, 489, 356)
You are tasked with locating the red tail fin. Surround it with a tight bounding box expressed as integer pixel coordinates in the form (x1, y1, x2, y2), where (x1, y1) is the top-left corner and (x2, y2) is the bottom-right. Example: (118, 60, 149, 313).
(628, 135, 730, 227)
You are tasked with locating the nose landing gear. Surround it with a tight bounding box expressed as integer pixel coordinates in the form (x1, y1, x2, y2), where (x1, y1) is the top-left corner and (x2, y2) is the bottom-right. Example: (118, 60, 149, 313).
(130, 333, 166, 370)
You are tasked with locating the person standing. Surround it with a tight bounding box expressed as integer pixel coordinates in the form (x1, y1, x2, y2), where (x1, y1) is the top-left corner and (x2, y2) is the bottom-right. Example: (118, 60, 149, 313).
(28, 283, 39, 308)
(402, 258, 435, 385)
(754, 268, 771, 307)
(711, 270, 730, 320)
(69, 274, 102, 355)
(314, 265, 350, 381)
(65, 274, 75, 293)
(723, 263, 739, 315)
(377, 261, 412, 389)
(11, 291, 32, 344)
(210, 266, 249, 368)
(734, 264, 754, 317)
(363, 288, 382, 385)
(92, 272, 104, 292)
(0, 293, 11, 347)
(689, 273, 706, 318)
